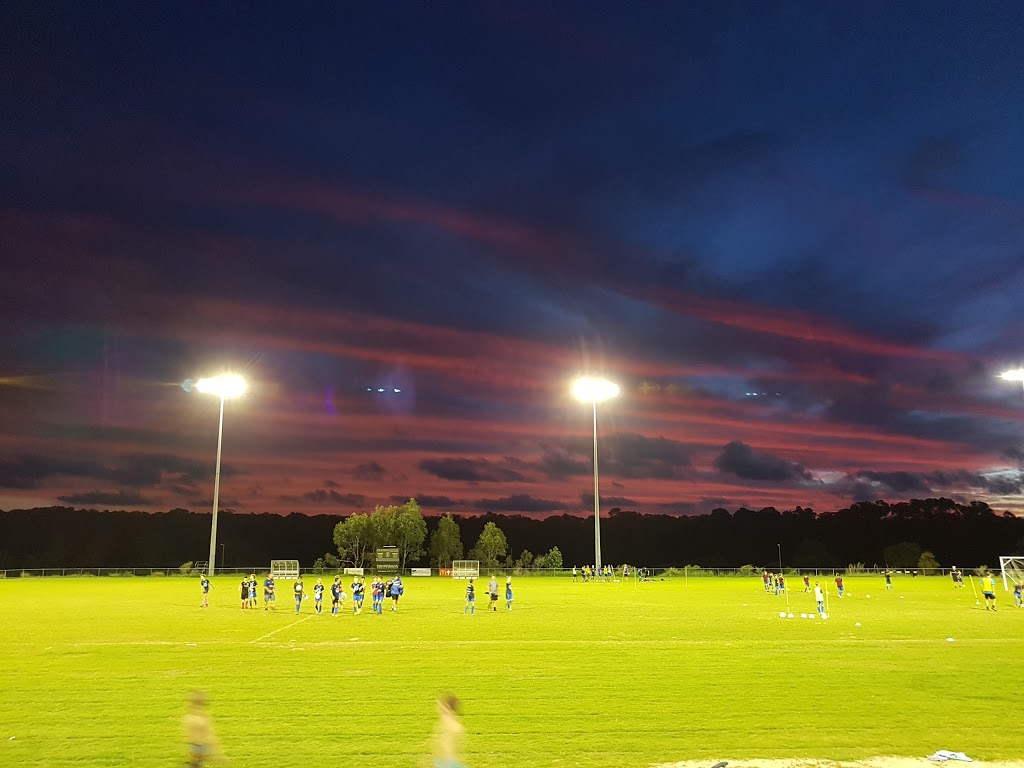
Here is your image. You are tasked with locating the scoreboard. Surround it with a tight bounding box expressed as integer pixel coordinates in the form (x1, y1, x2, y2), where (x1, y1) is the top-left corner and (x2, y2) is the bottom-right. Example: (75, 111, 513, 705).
(375, 546, 399, 573)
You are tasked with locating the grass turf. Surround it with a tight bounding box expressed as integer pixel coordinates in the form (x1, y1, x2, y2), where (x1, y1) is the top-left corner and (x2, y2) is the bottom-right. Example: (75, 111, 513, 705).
(0, 574, 1021, 768)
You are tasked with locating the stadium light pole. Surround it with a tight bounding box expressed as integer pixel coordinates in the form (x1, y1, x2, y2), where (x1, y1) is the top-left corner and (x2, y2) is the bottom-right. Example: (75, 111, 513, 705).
(573, 376, 620, 573)
(193, 373, 247, 577)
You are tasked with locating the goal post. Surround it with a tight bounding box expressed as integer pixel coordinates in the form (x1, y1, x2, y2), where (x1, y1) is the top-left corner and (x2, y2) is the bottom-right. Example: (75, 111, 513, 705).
(999, 556, 1024, 592)
(271, 560, 300, 580)
(451, 560, 480, 579)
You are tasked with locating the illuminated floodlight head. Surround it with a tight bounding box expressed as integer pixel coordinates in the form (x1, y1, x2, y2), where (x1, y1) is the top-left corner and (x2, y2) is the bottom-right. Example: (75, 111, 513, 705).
(999, 368, 1024, 382)
(195, 373, 248, 399)
(572, 376, 620, 404)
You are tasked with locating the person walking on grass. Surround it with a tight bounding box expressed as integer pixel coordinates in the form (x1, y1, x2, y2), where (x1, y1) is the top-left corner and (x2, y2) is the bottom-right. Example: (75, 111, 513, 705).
(199, 573, 211, 608)
(263, 573, 276, 610)
(238, 576, 249, 609)
(488, 575, 499, 612)
(184, 690, 227, 768)
(331, 576, 342, 616)
(834, 575, 844, 598)
(247, 574, 257, 609)
(293, 575, 304, 614)
(884, 571, 893, 591)
(464, 578, 475, 615)
(390, 575, 404, 611)
(982, 574, 997, 611)
(1013, 582, 1022, 608)
(431, 694, 465, 768)
(802, 574, 811, 592)
(313, 578, 324, 615)
(505, 576, 514, 611)
(814, 581, 825, 616)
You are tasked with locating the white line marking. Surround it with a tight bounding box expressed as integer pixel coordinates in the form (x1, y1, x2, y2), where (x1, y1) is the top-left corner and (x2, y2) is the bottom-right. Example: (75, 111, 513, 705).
(250, 614, 314, 643)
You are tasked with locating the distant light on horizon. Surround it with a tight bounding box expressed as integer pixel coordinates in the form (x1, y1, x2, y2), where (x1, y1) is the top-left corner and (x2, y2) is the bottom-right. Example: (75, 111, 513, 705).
(999, 368, 1024, 382)
(572, 376, 620, 403)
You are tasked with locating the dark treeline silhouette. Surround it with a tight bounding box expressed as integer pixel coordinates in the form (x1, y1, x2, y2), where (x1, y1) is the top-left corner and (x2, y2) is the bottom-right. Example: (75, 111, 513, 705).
(1, 498, 1022, 570)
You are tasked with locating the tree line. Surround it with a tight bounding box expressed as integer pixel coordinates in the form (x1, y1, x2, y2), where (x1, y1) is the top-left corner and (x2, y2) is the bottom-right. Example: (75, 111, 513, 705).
(1, 497, 1022, 571)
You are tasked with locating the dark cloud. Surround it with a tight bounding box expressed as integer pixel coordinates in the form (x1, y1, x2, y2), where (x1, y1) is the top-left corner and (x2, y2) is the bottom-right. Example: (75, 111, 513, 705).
(0, 455, 103, 489)
(419, 457, 526, 483)
(831, 468, 1024, 500)
(57, 490, 156, 507)
(0, 452, 234, 490)
(559, 433, 694, 480)
(324, 480, 340, 488)
(389, 494, 460, 508)
(349, 461, 387, 481)
(282, 489, 367, 506)
(856, 471, 930, 494)
(714, 441, 810, 483)
(472, 495, 565, 513)
(581, 493, 638, 509)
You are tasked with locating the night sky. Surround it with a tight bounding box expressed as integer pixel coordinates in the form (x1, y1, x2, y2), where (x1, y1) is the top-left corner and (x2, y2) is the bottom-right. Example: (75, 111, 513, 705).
(3, 3, 1024, 517)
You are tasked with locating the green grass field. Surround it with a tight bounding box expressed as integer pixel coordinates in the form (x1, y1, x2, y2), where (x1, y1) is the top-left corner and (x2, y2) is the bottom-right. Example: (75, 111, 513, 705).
(1, 574, 1021, 767)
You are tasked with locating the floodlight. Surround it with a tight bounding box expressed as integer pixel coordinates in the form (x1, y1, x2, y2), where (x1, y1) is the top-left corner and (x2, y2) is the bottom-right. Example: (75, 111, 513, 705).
(572, 376, 620, 403)
(1000, 369, 1024, 382)
(195, 373, 248, 399)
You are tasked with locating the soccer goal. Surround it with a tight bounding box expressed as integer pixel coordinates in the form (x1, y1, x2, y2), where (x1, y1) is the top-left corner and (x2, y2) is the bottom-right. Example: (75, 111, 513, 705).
(451, 560, 480, 579)
(999, 556, 1024, 591)
(271, 560, 300, 580)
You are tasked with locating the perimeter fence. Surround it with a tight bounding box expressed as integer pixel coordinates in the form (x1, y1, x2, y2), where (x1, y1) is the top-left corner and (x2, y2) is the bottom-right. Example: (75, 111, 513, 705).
(0, 565, 982, 579)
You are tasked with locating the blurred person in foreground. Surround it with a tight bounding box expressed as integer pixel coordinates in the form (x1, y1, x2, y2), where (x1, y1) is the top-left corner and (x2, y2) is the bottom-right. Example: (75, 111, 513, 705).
(183, 690, 227, 768)
(431, 693, 465, 768)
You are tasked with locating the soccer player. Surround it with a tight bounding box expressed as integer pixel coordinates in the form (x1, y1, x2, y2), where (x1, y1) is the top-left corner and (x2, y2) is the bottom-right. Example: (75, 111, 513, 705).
(238, 575, 249, 609)
(884, 571, 893, 591)
(199, 573, 210, 608)
(464, 578, 475, 615)
(293, 575, 304, 614)
(263, 573, 276, 610)
(488, 575, 499, 612)
(431, 694, 465, 768)
(951, 567, 961, 589)
(313, 578, 325, 615)
(1013, 582, 1022, 608)
(572, 565, 578, 582)
(248, 574, 258, 608)
(803, 574, 811, 592)
(981, 574, 997, 611)
(390, 575, 404, 611)
(762, 570, 770, 592)
(505, 576, 513, 610)
(331, 576, 342, 616)
(834, 575, 844, 598)
(352, 576, 364, 615)
(814, 581, 825, 616)
(183, 690, 226, 768)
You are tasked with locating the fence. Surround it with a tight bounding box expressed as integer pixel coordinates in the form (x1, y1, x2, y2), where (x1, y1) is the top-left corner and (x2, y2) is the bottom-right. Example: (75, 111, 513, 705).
(0, 565, 985, 579)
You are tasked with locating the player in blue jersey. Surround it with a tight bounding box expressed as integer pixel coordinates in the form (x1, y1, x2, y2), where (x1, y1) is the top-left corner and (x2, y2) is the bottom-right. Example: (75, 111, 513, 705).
(464, 578, 475, 615)
(313, 578, 325, 614)
(263, 574, 276, 610)
(199, 573, 211, 608)
(885, 571, 893, 590)
(248, 574, 257, 608)
(505, 576, 513, 610)
(293, 575, 304, 614)
(330, 576, 342, 616)
(390, 575, 404, 611)
(352, 576, 364, 614)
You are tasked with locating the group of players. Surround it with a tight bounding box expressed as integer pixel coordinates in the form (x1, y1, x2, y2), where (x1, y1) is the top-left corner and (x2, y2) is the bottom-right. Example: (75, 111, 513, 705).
(198, 572, 406, 615)
(464, 574, 513, 614)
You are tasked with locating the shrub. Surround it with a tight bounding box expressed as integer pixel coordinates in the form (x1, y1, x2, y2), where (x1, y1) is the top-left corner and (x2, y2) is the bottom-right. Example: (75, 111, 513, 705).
(846, 562, 866, 574)
(179, 561, 194, 575)
(150, 570, 167, 577)
(20, 571, 32, 578)
(738, 564, 758, 576)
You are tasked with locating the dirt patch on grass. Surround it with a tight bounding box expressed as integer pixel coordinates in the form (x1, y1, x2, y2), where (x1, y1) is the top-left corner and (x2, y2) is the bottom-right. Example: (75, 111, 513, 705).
(654, 759, 1024, 768)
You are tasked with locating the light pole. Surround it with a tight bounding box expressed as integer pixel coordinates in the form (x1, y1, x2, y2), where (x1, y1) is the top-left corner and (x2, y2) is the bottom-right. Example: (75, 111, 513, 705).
(572, 376, 620, 572)
(192, 373, 247, 577)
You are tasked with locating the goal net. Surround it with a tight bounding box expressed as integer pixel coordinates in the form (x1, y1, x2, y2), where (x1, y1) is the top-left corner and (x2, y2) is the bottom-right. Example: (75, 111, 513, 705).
(451, 560, 480, 579)
(999, 556, 1024, 592)
(271, 560, 300, 580)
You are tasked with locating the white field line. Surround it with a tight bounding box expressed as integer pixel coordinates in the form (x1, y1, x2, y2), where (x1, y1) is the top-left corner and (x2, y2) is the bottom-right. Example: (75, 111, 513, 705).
(249, 614, 314, 643)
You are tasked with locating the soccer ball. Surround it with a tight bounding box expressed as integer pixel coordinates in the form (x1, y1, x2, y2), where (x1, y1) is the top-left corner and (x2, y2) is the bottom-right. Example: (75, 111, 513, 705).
(787, 613, 794, 619)
(800, 613, 807, 619)
(303, 594, 309, 600)
(866, 594, 871, 599)
(821, 613, 829, 620)
(779, 611, 786, 618)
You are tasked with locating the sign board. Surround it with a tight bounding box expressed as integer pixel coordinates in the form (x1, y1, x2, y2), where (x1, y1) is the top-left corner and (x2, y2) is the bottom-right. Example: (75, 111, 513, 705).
(343, 567, 364, 576)
(410, 568, 432, 577)
(375, 546, 399, 573)
(438, 568, 452, 577)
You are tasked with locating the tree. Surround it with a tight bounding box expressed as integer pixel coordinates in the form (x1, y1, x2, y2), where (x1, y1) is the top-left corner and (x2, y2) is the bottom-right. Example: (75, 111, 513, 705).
(333, 513, 373, 568)
(393, 499, 428, 568)
(428, 514, 463, 568)
(918, 551, 940, 570)
(370, 504, 400, 551)
(516, 549, 534, 568)
(882, 541, 922, 568)
(543, 545, 563, 569)
(469, 521, 507, 568)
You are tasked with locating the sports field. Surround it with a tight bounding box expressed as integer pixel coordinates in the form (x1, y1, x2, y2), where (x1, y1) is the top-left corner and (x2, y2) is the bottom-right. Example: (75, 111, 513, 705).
(1, 573, 1021, 768)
